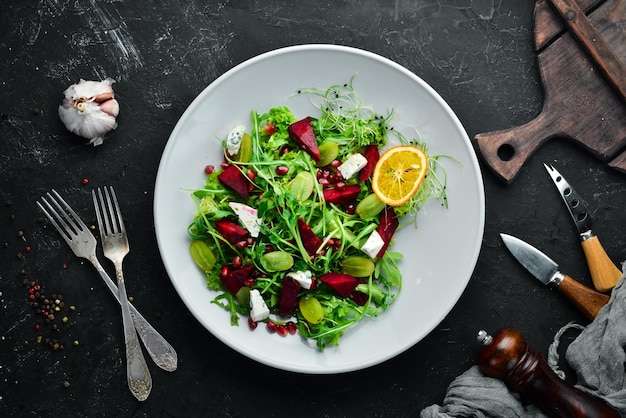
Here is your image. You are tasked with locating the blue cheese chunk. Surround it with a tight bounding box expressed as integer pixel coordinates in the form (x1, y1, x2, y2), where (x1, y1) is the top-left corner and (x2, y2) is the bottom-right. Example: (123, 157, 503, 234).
(286, 270, 313, 289)
(229, 202, 261, 237)
(226, 125, 246, 156)
(249, 289, 270, 322)
(361, 230, 384, 258)
(338, 153, 368, 180)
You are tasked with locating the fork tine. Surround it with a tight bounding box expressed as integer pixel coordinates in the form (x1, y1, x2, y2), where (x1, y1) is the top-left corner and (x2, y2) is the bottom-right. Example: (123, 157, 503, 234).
(50, 189, 90, 233)
(108, 187, 126, 235)
(37, 197, 74, 245)
(93, 188, 108, 236)
(37, 190, 86, 242)
(103, 187, 119, 235)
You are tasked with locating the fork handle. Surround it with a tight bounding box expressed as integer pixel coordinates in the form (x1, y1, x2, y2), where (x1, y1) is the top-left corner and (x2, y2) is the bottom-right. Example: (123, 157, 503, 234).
(115, 264, 152, 401)
(88, 256, 178, 371)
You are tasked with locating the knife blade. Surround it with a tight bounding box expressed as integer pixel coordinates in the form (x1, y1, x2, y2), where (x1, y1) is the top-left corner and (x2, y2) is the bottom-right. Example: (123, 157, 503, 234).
(500, 233, 610, 320)
(543, 163, 622, 292)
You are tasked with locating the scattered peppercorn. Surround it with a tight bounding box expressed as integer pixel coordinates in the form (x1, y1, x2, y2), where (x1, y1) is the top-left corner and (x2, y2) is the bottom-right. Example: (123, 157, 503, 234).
(81, 178, 89, 185)
(25, 278, 77, 352)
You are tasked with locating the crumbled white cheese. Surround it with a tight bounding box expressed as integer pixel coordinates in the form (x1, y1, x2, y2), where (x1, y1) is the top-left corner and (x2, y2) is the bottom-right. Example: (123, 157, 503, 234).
(226, 125, 246, 156)
(338, 153, 368, 180)
(286, 270, 313, 289)
(361, 230, 385, 258)
(249, 289, 270, 322)
(229, 202, 261, 237)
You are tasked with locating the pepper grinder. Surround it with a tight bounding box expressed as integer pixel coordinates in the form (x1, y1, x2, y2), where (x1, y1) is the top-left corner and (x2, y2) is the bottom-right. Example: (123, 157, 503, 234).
(477, 328, 619, 418)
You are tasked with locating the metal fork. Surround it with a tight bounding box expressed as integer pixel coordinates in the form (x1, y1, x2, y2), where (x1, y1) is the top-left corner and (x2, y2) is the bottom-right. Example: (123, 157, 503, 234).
(36, 191, 178, 373)
(92, 186, 152, 401)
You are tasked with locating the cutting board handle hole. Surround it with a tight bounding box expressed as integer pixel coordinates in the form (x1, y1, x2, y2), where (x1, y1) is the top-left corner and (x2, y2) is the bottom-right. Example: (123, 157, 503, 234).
(497, 143, 516, 161)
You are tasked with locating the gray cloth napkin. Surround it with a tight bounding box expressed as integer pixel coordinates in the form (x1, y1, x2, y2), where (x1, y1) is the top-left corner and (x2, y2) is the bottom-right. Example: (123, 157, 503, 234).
(421, 268, 626, 418)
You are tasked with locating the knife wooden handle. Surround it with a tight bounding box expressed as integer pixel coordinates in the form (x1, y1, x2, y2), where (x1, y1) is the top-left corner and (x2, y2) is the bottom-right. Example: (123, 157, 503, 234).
(557, 274, 611, 319)
(581, 235, 623, 293)
(478, 328, 620, 418)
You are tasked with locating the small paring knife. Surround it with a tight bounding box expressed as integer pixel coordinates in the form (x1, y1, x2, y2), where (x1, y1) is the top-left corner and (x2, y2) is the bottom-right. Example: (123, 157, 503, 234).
(500, 233, 610, 320)
(543, 163, 622, 293)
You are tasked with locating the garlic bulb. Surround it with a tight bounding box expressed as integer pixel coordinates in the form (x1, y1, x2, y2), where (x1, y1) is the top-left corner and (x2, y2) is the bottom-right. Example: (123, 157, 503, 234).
(58, 78, 119, 146)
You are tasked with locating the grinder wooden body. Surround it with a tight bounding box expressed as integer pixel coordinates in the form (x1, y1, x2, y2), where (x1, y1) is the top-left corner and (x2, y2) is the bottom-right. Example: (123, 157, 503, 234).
(478, 328, 619, 418)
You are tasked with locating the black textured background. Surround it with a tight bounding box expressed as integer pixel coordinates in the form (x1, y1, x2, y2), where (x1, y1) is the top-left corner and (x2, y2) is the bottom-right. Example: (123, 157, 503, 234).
(1, 1, 625, 417)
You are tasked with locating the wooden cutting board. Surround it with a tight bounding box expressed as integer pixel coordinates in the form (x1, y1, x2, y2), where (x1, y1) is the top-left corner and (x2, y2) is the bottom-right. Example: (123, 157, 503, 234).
(475, 0, 626, 184)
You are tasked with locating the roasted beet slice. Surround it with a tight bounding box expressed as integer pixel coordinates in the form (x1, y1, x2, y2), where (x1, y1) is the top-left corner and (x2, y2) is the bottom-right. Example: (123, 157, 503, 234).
(323, 184, 361, 206)
(376, 207, 399, 258)
(359, 145, 380, 182)
(351, 290, 369, 306)
(214, 219, 249, 245)
(319, 272, 358, 298)
(297, 218, 322, 256)
(218, 165, 249, 199)
(279, 276, 300, 316)
(220, 265, 254, 295)
(288, 117, 320, 162)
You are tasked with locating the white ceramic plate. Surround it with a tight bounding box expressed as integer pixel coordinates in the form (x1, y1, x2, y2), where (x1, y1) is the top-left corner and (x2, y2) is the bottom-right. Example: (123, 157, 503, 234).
(154, 45, 485, 374)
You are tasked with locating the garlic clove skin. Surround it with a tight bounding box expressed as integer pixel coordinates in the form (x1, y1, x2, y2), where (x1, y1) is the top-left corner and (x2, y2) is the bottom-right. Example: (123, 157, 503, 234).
(98, 97, 119, 118)
(64, 78, 115, 103)
(58, 78, 119, 146)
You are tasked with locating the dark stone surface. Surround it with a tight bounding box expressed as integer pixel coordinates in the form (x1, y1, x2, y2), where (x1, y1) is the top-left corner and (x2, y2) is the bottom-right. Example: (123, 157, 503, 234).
(1, 1, 625, 416)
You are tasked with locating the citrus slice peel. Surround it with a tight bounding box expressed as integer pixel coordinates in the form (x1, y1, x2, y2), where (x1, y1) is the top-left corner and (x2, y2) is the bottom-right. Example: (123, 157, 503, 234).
(371, 145, 429, 207)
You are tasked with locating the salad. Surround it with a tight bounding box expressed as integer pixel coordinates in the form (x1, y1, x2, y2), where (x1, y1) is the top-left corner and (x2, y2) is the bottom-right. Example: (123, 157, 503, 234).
(187, 81, 449, 349)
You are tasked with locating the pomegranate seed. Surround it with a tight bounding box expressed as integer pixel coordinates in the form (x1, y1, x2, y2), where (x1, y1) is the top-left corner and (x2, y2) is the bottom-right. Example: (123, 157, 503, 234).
(276, 166, 289, 175)
(220, 161, 230, 169)
(318, 178, 329, 187)
(243, 278, 255, 287)
(235, 240, 248, 249)
(204, 165, 215, 174)
(266, 321, 277, 333)
(246, 169, 256, 181)
(248, 317, 258, 330)
(346, 204, 356, 215)
(286, 321, 297, 335)
(331, 160, 341, 168)
(335, 181, 346, 190)
(220, 266, 230, 279)
(281, 146, 291, 155)
(263, 124, 277, 135)
(265, 245, 274, 253)
(232, 256, 242, 268)
(277, 325, 288, 337)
